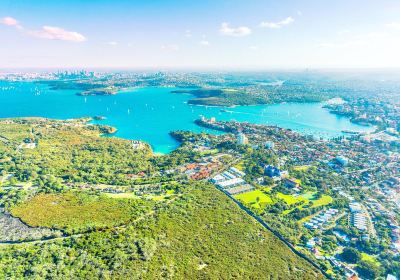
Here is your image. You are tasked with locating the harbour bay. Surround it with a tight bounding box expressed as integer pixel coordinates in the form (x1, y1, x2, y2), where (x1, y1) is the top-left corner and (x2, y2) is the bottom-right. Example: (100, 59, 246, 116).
(0, 81, 374, 153)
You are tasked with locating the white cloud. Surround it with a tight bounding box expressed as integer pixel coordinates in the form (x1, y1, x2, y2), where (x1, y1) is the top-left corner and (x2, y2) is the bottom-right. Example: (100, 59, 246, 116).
(200, 40, 210, 46)
(260, 17, 294, 29)
(1, 16, 22, 29)
(107, 41, 118, 46)
(1, 16, 19, 26)
(220, 22, 251, 37)
(249, 45, 259, 50)
(29, 26, 86, 42)
(1, 16, 86, 42)
(185, 30, 192, 38)
(161, 44, 180, 51)
(385, 22, 400, 30)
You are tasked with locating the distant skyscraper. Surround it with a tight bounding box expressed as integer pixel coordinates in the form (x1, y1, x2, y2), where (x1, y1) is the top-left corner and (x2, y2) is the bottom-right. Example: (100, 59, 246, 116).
(237, 133, 248, 145)
(265, 141, 275, 149)
(335, 155, 349, 166)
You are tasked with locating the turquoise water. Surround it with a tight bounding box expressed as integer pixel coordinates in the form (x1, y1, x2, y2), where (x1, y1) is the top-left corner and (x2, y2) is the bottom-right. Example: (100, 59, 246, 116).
(0, 81, 374, 153)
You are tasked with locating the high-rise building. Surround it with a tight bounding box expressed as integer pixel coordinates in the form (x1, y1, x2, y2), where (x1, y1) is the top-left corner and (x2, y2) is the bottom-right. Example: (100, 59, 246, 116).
(265, 141, 275, 149)
(237, 133, 248, 145)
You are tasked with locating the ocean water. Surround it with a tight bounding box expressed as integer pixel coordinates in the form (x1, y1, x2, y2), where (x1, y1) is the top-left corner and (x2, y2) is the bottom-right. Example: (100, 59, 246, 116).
(0, 81, 374, 153)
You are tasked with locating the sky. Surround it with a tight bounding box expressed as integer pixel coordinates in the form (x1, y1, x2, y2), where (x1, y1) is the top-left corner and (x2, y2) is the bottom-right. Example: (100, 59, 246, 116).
(1, 0, 400, 69)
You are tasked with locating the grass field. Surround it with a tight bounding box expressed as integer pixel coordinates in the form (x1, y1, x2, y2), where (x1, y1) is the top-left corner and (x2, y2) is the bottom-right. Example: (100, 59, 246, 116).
(105, 192, 138, 199)
(299, 192, 315, 200)
(311, 195, 333, 207)
(235, 189, 333, 213)
(11, 192, 149, 233)
(234, 190, 273, 208)
(276, 192, 307, 205)
(106, 189, 175, 201)
(276, 191, 333, 216)
(299, 192, 333, 207)
(233, 161, 245, 171)
(199, 148, 219, 156)
(263, 186, 273, 192)
(361, 253, 381, 266)
(298, 214, 316, 224)
(293, 165, 311, 171)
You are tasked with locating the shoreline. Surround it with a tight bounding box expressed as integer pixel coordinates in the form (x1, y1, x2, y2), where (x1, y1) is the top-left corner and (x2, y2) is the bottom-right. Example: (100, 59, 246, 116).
(0, 84, 375, 153)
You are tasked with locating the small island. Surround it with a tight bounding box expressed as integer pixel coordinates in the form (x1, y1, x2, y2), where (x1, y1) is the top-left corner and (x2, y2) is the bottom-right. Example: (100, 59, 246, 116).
(76, 87, 118, 96)
(93, 116, 107, 121)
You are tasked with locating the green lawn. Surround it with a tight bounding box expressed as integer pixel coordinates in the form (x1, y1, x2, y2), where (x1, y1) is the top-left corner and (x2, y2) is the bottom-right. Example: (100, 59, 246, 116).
(234, 190, 273, 209)
(300, 192, 315, 200)
(199, 149, 219, 156)
(276, 192, 307, 205)
(361, 253, 381, 266)
(276, 192, 333, 216)
(166, 189, 175, 195)
(293, 165, 311, 171)
(149, 194, 171, 201)
(233, 161, 245, 171)
(105, 192, 139, 199)
(298, 215, 315, 224)
(235, 189, 333, 214)
(311, 195, 333, 207)
(106, 191, 175, 202)
(262, 186, 273, 192)
(299, 192, 333, 208)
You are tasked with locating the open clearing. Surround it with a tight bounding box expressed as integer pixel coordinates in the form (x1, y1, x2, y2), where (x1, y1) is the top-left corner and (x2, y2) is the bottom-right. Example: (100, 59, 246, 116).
(234, 190, 273, 208)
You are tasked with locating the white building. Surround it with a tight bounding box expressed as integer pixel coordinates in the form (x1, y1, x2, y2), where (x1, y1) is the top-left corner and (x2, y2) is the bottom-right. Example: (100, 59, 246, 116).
(229, 167, 246, 177)
(336, 155, 349, 166)
(216, 177, 245, 189)
(211, 174, 225, 184)
(265, 141, 275, 149)
(349, 202, 368, 231)
(353, 213, 368, 231)
(349, 202, 363, 213)
(387, 274, 398, 280)
(237, 133, 248, 145)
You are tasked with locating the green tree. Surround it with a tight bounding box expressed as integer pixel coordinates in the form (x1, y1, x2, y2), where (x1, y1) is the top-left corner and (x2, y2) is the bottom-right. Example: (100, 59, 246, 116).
(356, 260, 383, 279)
(341, 247, 361, 263)
(9, 176, 17, 186)
(137, 237, 157, 261)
